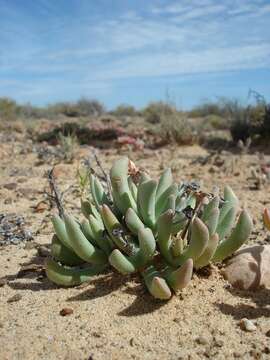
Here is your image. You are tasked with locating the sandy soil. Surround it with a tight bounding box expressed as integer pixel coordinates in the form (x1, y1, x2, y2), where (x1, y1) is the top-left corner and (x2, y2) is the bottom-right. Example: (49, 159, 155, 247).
(0, 133, 270, 360)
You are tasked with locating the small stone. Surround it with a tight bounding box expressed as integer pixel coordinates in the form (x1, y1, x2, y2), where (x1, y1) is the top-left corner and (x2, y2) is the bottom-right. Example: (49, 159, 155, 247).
(265, 329, 270, 337)
(52, 164, 70, 178)
(7, 294, 22, 303)
(203, 347, 212, 358)
(24, 242, 38, 250)
(195, 336, 208, 345)
(0, 278, 7, 287)
(239, 318, 257, 332)
(37, 246, 49, 257)
(92, 331, 102, 338)
(3, 183, 17, 190)
(213, 339, 224, 347)
(18, 188, 38, 199)
(222, 245, 270, 290)
(249, 349, 262, 359)
(233, 351, 242, 358)
(23, 230, 33, 241)
(34, 201, 48, 213)
(17, 177, 27, 184)
(59, 308, 73, 316)
(4, 198, 12, 204)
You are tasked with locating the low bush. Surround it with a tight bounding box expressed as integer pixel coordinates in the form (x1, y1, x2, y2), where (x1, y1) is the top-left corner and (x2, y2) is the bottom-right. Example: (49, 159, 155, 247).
(57, 133, 78, 163)
(0, 97, 19, 121)
(49, 99, 105, 118)
(226, 92, 270, 143)
(112, 104, 138, 117)
(226, 101, 252, 143)
(37, 122, 125, 146)
(189, 101, 225, 118)
(155, 111, 196, 145)
(143, 101, 175, 124)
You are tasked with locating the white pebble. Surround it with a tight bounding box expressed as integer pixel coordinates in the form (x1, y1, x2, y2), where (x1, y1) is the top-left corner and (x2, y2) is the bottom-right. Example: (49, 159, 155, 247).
(239, 318, 257, 332)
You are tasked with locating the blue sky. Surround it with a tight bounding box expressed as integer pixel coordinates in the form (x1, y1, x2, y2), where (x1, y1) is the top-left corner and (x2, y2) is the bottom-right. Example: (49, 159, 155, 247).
(0, 0, 270, 109)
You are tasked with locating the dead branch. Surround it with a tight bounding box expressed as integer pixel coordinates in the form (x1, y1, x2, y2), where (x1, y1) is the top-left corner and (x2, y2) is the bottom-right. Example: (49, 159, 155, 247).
(47, 168, 65, 218)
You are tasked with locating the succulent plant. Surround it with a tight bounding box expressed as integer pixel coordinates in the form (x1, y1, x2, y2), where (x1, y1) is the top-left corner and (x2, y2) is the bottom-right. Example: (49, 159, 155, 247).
(263, 208, 270, 231)
(45, 157, 253, 300)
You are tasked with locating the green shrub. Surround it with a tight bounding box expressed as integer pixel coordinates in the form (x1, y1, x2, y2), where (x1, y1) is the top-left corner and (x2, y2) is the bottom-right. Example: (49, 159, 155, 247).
(0, 97, 18, 121)
(204, 114, 229, 130)
(248, 91, 270, 139)
(156, 111, 196, 145)
(221, 100, 251, 142)
(261, 104, 270, 138)
(226, 93, 270, 142)
(76, 98, 105, 117)
(112, 104, 138, 117)
(189, 101, 225, 118)
(17, 103, 51, 119)
(143, 101, 175, 124)
(49, 99, 105, 118)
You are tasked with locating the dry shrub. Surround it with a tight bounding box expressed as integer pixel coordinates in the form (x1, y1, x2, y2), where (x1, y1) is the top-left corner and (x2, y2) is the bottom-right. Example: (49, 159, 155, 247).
(50, 99, 105, 118)
(143, 101, 175, 124)
(112, 104, 138, 118)
(57, 133, 78, 163)
(0, 97, 18, 121)
(155, 111, 196, 145)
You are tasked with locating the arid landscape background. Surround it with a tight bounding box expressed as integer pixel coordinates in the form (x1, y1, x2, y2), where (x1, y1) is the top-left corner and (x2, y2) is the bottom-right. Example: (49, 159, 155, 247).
(0, 96, 270, 359)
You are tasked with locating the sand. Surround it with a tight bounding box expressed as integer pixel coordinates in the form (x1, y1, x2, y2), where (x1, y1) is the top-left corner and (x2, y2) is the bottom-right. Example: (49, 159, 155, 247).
(0, 136, 270, 360)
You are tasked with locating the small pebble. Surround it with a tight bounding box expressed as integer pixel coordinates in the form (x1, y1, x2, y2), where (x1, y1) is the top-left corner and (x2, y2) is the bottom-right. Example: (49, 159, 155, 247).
(92, 331, 102, 338)
(24, 242, 37, 250)
(265, 329, 270, 337)
(213, 339, 224, 348)
(195, 336, 208, 345)
(0, 278, 7, 287)
(37, 246, 49, 257)
(239, 318, 257, 332)
(59, 308, 73, 316)
(7, 294, 22, 303)
(249, 349, 262, 359)
(3, 183, 17, 190)
(4, 198, 12, 205)
(233, 351, 242, 358)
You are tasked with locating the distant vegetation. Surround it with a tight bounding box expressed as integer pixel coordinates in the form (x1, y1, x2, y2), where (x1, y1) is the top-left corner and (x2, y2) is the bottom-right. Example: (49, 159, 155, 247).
(0, 91, 269, 145)
(0, 97, 106, 120)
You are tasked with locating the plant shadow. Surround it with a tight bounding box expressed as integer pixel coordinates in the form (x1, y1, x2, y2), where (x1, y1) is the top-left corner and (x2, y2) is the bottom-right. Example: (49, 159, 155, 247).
(66, 270, 126, 301)
(5, 249, 57, 291)
(5, 250, 168, 315)
(67, 273, 167, 316)
(117, 284, 167, 317)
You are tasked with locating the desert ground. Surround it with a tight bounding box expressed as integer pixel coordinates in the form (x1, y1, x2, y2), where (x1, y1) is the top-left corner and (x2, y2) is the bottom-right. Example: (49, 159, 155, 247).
(0, 120, 270, 360)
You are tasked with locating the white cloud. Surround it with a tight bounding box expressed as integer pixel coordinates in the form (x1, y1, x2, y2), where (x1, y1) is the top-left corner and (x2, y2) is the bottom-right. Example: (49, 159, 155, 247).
(0, 0, 270, 104)
(90, 44, 270, 81)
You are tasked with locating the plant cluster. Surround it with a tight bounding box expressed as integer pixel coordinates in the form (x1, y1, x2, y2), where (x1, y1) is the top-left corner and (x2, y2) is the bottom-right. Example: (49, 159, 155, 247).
(45, 157, 253, 300)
